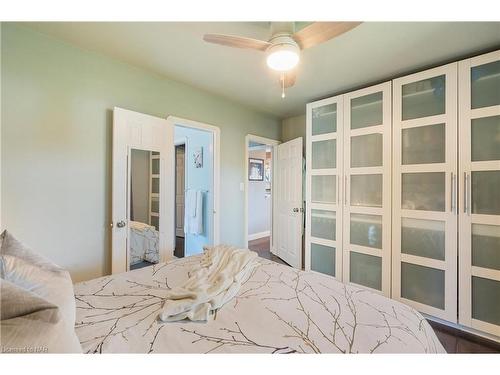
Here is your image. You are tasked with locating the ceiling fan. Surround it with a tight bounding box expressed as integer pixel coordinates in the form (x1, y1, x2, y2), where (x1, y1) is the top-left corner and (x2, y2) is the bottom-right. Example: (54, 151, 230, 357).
(203, 22, 362, 97)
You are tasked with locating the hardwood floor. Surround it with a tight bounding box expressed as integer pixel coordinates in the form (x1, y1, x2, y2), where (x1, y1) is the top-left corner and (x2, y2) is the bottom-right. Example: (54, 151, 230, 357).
(174, 236, 185, 258)
(428, 320, 500, 353)
(130, 260, 155, 270)
(248, 236, 289, 266)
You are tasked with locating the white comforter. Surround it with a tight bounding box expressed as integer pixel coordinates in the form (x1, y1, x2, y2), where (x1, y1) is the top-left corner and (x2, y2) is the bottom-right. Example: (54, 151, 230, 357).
(74, 256, 445, 353)
(129, 221, 159, 265)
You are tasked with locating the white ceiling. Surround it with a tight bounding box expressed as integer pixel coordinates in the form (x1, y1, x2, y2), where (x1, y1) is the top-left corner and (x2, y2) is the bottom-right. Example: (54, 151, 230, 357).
(23, 22, 500, 118)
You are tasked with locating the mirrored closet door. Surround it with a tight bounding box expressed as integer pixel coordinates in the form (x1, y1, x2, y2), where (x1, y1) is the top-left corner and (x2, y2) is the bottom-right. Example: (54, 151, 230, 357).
(112, 107, 174, 274)
(306, 95, 344, 279)
(342, 82, 392, 296)
(458, 50, 500, 337)
(128, 149, 161, 270)
(392, 63, 458, 322)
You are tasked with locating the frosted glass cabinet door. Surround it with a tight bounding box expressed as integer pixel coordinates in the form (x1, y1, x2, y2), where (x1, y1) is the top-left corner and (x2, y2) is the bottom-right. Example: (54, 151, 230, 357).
(471, 171, 500, 215)
(350, 174, 383, 207)
(311, 175, 336, 204)
(393, 62, 457, 322)
(350, 252, 382, 290)
(401, 218, 445, 261)
(471, 115, 500, 162)
(312, 103, 337, 135)
(312, 139, 336, 169)
(459, 50, 500, 336)
(306, 96, 343, 281)
(152, 158, 160, 174)
(351, 133, 383, 167)
(151, 177, 160, 194)
(472, 224, 500, 271)
(471, 60, 500, 109)
(350, 92, 383, 129)
(472, 277, 500, 326)
(402, 75, 446, 120)
(401, 172, 446, 212)
(401, 262, 445, 309)
(350, 213, 382, 249)
(311, 210, 336, 241)
(311, 243, 336, 277)
(343, 81, 391, 296)
(402, 123, 446, 165)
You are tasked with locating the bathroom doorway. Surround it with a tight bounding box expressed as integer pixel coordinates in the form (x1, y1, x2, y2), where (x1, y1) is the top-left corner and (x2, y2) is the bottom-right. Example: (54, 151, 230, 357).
(169, 116, 220, 258)
(174, 143, 186, 258)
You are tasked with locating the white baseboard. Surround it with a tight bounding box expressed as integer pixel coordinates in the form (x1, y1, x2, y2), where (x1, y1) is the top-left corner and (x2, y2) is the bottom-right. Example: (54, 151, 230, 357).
(248, 231, 271, 241)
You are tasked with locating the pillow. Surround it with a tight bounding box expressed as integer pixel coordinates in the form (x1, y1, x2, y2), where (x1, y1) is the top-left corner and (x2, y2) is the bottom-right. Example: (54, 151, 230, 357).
(1, 279, 82, 353)
(0, 230, 76, 328)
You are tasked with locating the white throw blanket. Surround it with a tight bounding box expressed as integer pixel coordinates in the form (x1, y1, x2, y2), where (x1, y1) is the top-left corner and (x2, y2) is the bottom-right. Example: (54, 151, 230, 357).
(159, 245, 258, 322)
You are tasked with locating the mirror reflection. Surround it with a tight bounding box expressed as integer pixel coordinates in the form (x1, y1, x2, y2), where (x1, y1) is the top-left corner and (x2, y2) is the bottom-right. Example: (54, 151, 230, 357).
(129, 149, 160, 270)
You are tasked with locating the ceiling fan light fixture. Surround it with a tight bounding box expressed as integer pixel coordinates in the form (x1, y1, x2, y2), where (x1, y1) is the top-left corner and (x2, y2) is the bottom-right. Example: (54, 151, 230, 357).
(266, 38, 300, 72)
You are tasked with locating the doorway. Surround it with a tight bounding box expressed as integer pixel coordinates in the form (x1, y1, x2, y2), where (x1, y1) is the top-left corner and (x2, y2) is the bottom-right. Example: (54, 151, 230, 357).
(245, 135, 304, 269)
(174, 143, 186, 258)
(245, 135, 282, 263)
(169, 116, 220, 258)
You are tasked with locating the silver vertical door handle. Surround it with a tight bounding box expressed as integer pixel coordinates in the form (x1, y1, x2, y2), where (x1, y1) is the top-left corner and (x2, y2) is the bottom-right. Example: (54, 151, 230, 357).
(344, 175, 348, 206)
(450, 173, 456, 213)
(463, 172, 468, 214)
(337, 175, 340, 205)
(116, 220, 126, 228)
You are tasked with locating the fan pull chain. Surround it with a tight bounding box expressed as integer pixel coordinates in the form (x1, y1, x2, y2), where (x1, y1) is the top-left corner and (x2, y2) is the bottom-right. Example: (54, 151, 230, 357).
(281, 73, 286, 99)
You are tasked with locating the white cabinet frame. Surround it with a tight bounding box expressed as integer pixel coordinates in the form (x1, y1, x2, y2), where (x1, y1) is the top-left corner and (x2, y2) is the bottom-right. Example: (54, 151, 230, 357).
(392, 63, 458, 322)
(342, 82, 392, 296)
(305, 95, 344, 280)
(458, 50, 500, 337)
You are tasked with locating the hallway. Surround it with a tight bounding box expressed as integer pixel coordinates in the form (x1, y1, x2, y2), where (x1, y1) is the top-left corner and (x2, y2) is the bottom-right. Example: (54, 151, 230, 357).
(248, 236, 289, 266)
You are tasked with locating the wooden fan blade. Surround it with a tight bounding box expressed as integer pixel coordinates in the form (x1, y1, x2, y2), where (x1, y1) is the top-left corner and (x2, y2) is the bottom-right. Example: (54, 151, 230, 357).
(203, 34, 271, 51)
(293, 22, 362, 49)
(280, 70, 297, 88)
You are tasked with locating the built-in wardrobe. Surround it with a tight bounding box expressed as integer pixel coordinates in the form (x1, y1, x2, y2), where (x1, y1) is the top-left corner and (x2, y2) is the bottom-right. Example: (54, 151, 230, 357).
(305, 49, 500, 339)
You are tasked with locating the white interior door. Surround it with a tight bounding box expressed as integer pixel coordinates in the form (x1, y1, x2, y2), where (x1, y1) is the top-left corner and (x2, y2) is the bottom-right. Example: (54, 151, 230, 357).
(274, 137, 303, 268)
(112, 107, 174, 274)
(175, 144, 185, 238)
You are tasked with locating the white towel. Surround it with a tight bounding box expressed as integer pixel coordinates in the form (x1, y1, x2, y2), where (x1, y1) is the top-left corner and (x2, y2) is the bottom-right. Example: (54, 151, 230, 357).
(184, 189, 203, 235)
(159, 245, 258, 322)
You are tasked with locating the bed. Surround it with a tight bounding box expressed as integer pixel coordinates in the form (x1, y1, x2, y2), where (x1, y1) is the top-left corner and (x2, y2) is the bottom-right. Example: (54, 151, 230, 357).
(129, 221, 159, 265)
(74, 254, 445, 353)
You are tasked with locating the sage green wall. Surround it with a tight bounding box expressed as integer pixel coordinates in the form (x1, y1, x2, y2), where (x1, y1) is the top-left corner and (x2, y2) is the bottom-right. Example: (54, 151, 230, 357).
(282, 114, 306, 144)
(1, 24, 281, 282)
